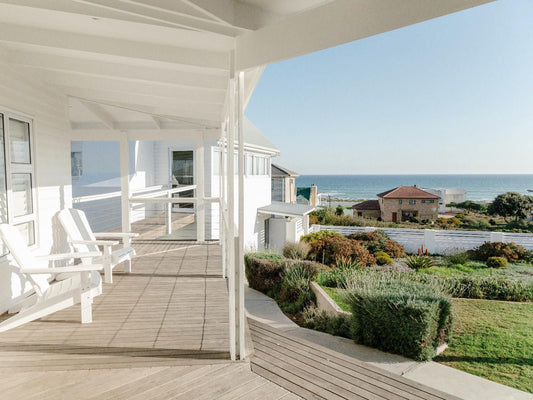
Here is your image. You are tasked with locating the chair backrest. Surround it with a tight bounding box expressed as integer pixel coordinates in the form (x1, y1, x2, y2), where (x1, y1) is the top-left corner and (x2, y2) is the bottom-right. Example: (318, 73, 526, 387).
(0, 224, 50, 295)
(58, 208, 98, 254)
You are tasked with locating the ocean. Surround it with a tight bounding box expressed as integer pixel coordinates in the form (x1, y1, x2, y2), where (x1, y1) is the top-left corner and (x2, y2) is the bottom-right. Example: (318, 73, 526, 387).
(295, 175, 533, 202)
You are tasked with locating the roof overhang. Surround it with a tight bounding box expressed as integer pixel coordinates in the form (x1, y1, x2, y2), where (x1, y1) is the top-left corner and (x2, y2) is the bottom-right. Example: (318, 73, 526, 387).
(258, 202, 315, 218)
(0, 0, 495, 133)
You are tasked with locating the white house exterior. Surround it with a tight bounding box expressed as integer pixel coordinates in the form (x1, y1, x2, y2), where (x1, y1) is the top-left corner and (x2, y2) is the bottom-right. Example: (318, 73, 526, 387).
(0, 0, 494, 361)
(423, 188, 467, 213)
(72, 118, 278, 251)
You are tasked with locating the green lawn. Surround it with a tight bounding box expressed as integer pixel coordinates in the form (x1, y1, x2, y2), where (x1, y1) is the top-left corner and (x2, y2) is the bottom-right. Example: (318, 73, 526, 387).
(435, 298, 533, 393)
(320, 285, 533, 393)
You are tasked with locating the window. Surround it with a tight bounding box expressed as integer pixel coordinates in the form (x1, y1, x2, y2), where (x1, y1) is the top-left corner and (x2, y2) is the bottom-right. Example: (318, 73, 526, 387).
(245, 154, 253, 175)
(409, 199, 416, 205)
(71, 151, 82, 178)
(398, 199, 402, 204)
(422, 199, 435, 204)
(0, 112, 36, 249)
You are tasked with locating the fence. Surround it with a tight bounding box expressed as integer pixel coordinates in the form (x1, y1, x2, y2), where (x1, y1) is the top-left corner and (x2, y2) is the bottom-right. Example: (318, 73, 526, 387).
(310, 225, 533, 253)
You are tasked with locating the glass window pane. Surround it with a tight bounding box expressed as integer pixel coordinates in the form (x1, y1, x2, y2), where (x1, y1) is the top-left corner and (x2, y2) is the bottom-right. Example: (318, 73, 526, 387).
(245, 154, 253, 175)
(16, 221, 35, 246)
(9, 119, 31, 164)
(12, 173, 33, 217)
(213, 151, 220, 176)
(0, 115, 7, 224)
(71, 151, 82, 178)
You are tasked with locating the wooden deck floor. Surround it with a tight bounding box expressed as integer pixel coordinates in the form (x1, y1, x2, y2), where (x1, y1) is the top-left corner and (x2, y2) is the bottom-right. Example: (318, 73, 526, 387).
(0, 241, 301, 399)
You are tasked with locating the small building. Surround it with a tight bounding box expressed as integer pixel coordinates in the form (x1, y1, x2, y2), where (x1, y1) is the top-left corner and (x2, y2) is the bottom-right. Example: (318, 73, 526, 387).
(352, 200, 381, 219)
(271, 164, 299, 203)
(377, 186, 439, 222)
(422, 188, 467, 213)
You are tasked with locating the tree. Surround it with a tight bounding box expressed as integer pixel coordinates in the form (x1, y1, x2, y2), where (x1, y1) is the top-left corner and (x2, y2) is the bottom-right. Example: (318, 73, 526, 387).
(487, 192, 533, 222)
(335, 205, 344, 216)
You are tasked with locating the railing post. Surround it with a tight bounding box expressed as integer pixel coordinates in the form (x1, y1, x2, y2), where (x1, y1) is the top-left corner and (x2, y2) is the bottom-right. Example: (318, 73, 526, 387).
(165, 189, 171, 235)
(196, 133, 205, 242)
(424, 229, 436, 254)
(119, 133, 131, 246)
(490, 231, 504, 243)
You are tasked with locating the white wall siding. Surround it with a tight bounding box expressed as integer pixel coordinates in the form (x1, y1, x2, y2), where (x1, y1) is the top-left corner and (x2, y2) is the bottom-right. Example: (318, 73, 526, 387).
(0, 62, 72, 312)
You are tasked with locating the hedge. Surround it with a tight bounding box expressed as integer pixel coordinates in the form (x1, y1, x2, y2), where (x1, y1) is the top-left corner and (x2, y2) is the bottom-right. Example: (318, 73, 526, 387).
(344, 271, 452, 361)
(244, 252, 323, 296)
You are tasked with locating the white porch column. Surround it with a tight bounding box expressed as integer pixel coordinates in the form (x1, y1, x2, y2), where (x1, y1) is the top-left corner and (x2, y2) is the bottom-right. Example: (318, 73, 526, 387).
(196, 133, 205, 242)
(220, 122, 227, 279)
(237, 70, 245, 359)
(227, 66, 236, 361)
(120, 133, 131, 239)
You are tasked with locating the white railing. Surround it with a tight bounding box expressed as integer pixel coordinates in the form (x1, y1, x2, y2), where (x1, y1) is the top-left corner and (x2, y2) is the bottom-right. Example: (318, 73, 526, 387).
(311, 225, 533, 253)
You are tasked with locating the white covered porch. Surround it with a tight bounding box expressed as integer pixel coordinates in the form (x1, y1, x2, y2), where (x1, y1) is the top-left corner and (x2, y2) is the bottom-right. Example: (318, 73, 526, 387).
(0, 0, 495, 364)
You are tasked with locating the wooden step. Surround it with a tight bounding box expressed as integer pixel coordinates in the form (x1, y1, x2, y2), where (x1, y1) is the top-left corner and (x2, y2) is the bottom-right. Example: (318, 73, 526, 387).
(249, 319, 460, 400)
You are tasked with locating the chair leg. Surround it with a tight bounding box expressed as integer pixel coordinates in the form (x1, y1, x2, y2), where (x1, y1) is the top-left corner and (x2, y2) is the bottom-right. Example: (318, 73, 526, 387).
(124, 259, 132, 273)
(80, 272, 93, 324)
(104, 264, 113, 284)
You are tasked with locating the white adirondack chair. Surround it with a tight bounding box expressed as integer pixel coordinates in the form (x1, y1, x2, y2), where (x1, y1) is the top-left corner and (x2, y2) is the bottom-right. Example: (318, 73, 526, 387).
(58, 208, 138, 284)
(0, 224, 103, 332)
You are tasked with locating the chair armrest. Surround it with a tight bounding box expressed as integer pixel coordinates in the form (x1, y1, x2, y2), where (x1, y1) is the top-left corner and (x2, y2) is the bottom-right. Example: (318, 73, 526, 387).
(21, 265, 103, 274)
(70, 239, 119, 246)
(36, 251, 102, 261)
(94, 232, 139, 239)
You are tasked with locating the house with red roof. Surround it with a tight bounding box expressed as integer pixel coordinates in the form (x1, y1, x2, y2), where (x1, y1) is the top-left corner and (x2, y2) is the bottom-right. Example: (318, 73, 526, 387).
(353, 186, 439, 222)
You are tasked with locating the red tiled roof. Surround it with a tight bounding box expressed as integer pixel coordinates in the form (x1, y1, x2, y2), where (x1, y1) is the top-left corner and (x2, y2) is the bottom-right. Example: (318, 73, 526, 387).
(377, 186, 439, 199)
(352, 200, 380, 210)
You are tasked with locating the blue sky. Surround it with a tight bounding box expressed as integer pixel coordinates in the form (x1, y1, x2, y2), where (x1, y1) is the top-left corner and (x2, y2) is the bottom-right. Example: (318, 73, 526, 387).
(245, 0, 533, 175)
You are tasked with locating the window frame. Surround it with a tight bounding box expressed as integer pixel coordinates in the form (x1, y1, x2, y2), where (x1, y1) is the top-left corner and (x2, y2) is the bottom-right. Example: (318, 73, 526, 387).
(409, 199, 416, 205)
(0, 110, 38, 249)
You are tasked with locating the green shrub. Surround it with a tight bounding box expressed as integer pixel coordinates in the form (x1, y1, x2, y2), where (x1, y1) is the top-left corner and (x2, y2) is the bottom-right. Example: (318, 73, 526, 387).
(404, 255, 435, 270)
(282, 241, 311, 260)
(244, 252, 285, 295)
(316, 268, 360, 288)
(446, 252, 469, 266)
(302, 307, 351, 338)
(344, 270, 452, 361)
(307, 235, 375, 266)
(347, 230, 405, 258)
(414, 274, 533, 302)
(468, 241, 529, 262)
(334, 256, 361, 270)
(278, 264, 315, 313)
(301, 230, 342, 243)
(486, 257, 508, 268)
(374, 251, 393, 266)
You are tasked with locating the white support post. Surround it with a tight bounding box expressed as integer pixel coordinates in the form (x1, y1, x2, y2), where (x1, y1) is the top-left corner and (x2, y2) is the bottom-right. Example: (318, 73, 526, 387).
(165, 190, 172, 235)
(220, 122, 227, 279)
(227, 64, 236, 361)
(120, 133, 131, 243)
(237, 70, 245, 360)
(196, 133, 206, 242)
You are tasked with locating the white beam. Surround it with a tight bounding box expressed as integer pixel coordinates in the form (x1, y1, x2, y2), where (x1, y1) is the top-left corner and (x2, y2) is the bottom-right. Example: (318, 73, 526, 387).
(0, 22, 229, 70)
(6, 51, 228, 90)
(72, 0, 246, 36)
(70, 129, 219, 142)
(236, 0, 495, 70)
(182, 0, 235, 25)
(151, 116, 162, 129)
(78, 100, 117, 130)
(42, 71, 226, 104)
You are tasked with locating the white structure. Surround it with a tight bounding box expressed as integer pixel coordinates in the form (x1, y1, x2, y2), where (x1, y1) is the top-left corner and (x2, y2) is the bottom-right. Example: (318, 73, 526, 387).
(423, 188, 467, 213)
(0, 0, 494, 360)
(72, 118, 278, 251)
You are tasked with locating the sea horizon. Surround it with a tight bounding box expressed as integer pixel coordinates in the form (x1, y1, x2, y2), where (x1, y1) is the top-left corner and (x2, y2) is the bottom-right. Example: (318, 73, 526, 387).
(295, 174, 533, 202)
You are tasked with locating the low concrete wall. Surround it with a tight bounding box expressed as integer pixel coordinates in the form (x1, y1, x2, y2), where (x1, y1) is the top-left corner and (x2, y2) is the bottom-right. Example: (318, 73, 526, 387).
(310, 282, 351, 316)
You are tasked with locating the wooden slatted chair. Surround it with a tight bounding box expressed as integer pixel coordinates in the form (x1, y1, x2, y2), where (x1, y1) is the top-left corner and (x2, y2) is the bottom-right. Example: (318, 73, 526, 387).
(58, 208, 138, 284)
(0, 224, 103, 332)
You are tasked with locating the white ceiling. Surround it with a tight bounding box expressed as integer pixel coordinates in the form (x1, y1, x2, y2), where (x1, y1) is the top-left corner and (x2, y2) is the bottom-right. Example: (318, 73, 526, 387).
(0, 0, 495, 131)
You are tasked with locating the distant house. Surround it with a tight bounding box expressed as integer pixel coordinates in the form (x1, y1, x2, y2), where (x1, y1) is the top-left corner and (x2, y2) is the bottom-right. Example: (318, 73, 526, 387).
(352, 200, 380, 219)
(271, 164, 299, 203)
(378, 186, 439, 222)
(422, 188, 467, 213)
(353, 185, 439, 222)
